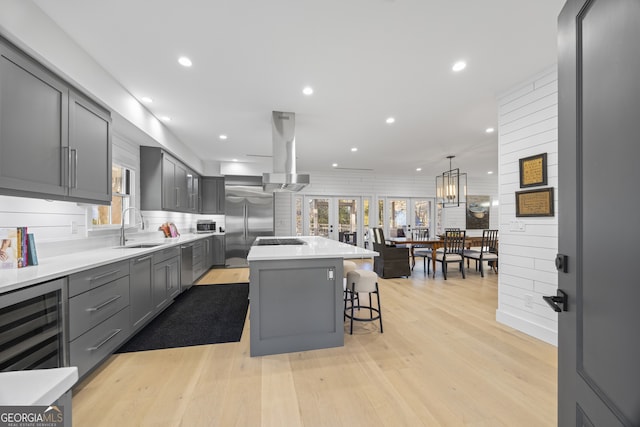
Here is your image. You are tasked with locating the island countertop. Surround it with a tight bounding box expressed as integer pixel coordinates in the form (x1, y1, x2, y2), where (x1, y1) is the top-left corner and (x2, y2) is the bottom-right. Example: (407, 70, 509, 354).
(247, 236, 378, 261)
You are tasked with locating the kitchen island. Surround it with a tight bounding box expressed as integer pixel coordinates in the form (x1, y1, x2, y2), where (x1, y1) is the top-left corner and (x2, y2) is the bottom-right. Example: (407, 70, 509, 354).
(247, 236, 378, 356)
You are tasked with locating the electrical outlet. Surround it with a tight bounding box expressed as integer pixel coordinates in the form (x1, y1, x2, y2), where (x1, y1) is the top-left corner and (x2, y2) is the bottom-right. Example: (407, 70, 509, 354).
(71, 221, 78, 234)
(524, 294, 533, 309)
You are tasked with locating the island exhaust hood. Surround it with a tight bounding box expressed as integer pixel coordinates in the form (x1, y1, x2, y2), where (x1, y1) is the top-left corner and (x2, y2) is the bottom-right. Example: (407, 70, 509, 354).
(262, 111, 310, 192)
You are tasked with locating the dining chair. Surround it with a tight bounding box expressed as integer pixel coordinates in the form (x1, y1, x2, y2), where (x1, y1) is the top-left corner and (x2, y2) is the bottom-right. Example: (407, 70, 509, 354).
(434, 230, 466, 280)
(463, 229, 498, 277)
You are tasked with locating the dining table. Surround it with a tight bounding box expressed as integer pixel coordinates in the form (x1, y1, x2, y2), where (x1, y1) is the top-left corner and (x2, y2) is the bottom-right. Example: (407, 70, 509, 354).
(388, 235, 491, 276)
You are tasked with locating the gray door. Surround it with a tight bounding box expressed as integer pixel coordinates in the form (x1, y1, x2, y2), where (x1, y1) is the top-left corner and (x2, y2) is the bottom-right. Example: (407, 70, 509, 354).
(558, 0, 640, 425)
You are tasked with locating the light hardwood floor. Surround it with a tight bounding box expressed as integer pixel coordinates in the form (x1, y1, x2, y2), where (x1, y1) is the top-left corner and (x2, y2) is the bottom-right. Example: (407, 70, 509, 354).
(72, 260, 557, 426)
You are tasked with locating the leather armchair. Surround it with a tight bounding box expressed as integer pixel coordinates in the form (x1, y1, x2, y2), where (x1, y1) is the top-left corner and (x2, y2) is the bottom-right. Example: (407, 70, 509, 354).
(371, 228, 410, 278)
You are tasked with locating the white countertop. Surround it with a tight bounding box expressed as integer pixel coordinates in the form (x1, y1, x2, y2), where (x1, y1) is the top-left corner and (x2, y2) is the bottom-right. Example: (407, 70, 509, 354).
(247, 236, 378, 261)
(0, 367, 78, 405)
(0, 233, 217, 294)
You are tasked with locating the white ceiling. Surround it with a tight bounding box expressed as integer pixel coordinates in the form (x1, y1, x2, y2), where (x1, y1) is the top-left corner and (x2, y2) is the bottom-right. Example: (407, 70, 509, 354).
(33, 0, 564, 178)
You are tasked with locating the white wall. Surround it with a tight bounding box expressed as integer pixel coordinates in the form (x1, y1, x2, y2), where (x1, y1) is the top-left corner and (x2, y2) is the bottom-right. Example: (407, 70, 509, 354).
(496, 66, 558, 346)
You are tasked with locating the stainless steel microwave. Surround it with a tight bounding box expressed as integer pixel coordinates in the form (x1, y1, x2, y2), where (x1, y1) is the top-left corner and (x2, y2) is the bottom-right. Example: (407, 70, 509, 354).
(196, 220, 216, 233)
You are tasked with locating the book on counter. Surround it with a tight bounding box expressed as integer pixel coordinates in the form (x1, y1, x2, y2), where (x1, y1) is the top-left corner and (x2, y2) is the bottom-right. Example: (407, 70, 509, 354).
(0, 227, 37, 269)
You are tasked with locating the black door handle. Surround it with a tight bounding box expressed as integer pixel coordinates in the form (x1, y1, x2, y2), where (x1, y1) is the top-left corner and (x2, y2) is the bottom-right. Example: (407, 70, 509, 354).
(543, 290, 568, 312)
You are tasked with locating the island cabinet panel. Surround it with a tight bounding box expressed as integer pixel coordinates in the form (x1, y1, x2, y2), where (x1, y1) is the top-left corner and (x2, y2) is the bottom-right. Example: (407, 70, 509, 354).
(249, 258, 344, 356)
(0, 36, 112, 204)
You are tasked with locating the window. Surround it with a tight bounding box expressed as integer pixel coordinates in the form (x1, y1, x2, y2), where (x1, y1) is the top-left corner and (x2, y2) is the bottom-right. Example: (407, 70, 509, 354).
(91, 164, 133, 227)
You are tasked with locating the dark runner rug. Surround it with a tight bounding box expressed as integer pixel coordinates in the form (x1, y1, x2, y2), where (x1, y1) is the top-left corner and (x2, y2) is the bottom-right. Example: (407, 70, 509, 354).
(116, 283, 249, 353)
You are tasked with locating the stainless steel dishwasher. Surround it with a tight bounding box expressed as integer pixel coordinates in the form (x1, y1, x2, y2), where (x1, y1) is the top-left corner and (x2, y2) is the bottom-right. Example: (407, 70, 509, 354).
(180, 244, 194, 292)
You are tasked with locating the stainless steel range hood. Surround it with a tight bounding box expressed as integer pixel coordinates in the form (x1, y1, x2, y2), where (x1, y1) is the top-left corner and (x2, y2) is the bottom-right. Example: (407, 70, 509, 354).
(262, 111, 310, 192)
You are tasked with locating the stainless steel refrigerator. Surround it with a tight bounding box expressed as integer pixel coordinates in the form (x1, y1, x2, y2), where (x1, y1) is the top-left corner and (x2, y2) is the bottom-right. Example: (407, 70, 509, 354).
(224, 184, 274, 267)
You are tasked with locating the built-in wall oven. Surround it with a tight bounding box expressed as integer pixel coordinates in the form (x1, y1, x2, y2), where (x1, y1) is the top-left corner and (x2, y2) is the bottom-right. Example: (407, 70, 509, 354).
(0, 278, 67, 372)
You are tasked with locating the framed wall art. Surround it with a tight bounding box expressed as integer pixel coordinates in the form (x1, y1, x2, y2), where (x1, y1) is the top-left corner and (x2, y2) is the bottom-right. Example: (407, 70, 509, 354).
(519, 153, 547, 188)
(515, 187, 554, 217)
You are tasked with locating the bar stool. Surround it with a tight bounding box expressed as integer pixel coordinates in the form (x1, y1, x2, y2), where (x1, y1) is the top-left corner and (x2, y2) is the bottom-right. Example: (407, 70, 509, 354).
(343, 260, 358, 308)
(344, 269, 383, 335)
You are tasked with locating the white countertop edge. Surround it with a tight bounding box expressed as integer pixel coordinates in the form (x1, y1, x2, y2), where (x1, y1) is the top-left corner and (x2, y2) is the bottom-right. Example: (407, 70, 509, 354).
(0, 367, 78, 405)
(0, 233, 220, 294)
(247, 236, 378, 261)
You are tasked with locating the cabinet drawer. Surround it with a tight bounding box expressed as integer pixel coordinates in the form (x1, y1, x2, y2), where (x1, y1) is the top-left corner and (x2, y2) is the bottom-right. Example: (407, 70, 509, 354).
(68, 276, 130, 340)
(69, 306, 130, 379)
(69, 260, 129, 297)
(153, 246, 180, 264)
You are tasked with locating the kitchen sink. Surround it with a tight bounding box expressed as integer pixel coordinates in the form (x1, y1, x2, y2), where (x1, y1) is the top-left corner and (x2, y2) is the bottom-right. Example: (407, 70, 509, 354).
(120, 243, 164, 249)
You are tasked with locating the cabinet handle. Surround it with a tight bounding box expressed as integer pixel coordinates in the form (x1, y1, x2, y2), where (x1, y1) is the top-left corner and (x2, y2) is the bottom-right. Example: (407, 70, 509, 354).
(61, 146, 71, 188)
(134, 255, 152, 263)
(175, 188, 179, 208)
(89, 269, 120, 282)
(71, 148, 78, 189)
(86, 295, 121, 312)
(166, 265, 170, 290)
(87, 329, 122, 351)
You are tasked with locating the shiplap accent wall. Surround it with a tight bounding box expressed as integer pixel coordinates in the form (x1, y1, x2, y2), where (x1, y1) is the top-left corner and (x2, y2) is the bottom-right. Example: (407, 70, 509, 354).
(274, 170, 499, 236)
(496, 66, 558, 346)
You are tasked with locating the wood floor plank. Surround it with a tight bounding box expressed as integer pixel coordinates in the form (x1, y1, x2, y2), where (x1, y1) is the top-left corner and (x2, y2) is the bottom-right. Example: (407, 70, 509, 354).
(72, 260, 557, 426)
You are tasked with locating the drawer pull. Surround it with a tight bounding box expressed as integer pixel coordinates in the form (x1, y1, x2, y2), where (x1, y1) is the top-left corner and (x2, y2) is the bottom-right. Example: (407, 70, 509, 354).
(89, 269, 121, 282)
(87, 329, 122, 351)
(86, 295, 122, 312)
(134, 255, 152, 263)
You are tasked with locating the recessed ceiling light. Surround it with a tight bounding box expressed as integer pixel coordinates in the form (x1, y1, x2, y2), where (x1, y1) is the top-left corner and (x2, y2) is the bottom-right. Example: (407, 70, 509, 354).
(351, 147, 358, 152)
(487, 171, 494, 175)
(219, 134, 228, 140)
(232, 158, 238, 162)
(386, 117, 395, 124)
(485, 127, 495, 133)
(141, 97, 153, 103)
(160, 116, 171, 122)
(452, 61, 467, 72)
(332, 163, 338, 168)
(416, 168, 422, 172)
(302, 86, 314, 96)
(178, 56, 192, 67)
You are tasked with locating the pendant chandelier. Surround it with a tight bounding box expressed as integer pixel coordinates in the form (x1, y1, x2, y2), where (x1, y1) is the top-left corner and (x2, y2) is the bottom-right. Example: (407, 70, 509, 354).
(436, 155, 467, 207)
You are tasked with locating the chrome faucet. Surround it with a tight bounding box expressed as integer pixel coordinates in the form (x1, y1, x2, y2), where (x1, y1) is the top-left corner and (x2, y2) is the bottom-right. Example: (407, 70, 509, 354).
(120, 207, 145, 246)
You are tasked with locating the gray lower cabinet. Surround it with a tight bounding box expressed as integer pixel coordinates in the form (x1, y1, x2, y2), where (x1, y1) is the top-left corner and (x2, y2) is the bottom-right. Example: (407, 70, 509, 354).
(213, 235, 225, 266)
(152, 247, 180, 311)
(201, 177, 225, 214)
(0, 36, 111, 205)
(68, 260, 131, 378)
(192, 240, 205, 281)
(129, 254, 154, 331)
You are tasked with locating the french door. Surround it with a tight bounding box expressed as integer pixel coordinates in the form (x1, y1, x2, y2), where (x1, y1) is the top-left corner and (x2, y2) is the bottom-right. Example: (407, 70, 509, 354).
(383, 197, 434, 238)
(303, 196, 367, 246)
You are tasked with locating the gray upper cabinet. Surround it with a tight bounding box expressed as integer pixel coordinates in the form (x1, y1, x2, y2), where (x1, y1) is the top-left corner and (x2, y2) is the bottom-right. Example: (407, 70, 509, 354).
(201, 176, 225, 214)
(68, 90, 111, 203)
(141, 146, 200, 213)
(0, 36, 112, 204)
